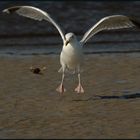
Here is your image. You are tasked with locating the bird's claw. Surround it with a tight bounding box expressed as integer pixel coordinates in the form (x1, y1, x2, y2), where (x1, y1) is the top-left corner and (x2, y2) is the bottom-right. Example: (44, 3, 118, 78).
(75, 84, 84, 93)
(56, 84, 66, 94)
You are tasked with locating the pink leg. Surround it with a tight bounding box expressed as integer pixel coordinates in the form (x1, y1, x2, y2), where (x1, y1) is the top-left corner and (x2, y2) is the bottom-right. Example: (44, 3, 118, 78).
(56, 73, 66, 94)
(75, 73, 84, 93)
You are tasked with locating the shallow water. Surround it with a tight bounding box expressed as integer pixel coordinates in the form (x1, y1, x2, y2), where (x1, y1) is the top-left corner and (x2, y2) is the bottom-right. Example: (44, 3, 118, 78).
(0, 1, 140, 57)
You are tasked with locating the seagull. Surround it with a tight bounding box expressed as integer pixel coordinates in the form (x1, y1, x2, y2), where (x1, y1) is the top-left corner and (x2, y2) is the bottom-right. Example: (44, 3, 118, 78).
(3, 6, 140, 94)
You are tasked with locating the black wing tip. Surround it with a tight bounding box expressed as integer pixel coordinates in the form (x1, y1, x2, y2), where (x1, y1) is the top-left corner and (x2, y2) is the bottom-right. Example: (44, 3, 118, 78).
(3, 6, 21, 14)
(130, 17, 140, 28)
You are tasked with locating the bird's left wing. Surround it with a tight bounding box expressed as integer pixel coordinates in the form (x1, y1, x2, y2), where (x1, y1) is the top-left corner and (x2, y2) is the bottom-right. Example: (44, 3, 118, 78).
(3, 6, 66, 43)
(80, 15, 139, 45)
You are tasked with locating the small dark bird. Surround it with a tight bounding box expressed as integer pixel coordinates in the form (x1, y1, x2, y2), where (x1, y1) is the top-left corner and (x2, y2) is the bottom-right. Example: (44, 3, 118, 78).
(30, 66, 46, 75)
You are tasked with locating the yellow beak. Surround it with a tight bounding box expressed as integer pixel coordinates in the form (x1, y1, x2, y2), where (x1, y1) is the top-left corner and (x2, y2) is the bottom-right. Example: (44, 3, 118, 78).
(65, 40, 69, 46)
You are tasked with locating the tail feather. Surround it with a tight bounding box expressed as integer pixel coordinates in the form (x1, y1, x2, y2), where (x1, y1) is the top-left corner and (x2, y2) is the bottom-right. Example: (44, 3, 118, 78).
(58, 67, 63, 73)
(58, 67, 84, 74)
(58, 67, 75, 74)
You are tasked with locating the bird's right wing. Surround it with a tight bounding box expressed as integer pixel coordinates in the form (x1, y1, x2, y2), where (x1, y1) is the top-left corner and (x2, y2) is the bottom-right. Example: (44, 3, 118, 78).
(3, 6, 66, 43)
(80, 15, 139, 45)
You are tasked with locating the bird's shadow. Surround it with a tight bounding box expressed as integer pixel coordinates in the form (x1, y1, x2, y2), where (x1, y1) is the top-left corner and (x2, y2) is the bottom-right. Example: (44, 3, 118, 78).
(94, 93, 140, 100)
(72, 93, 140, 102)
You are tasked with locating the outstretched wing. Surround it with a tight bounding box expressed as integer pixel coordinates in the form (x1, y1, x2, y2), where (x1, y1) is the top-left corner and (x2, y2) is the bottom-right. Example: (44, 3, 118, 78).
(3, 6, 66, 43)
(80, 15, 139, 45)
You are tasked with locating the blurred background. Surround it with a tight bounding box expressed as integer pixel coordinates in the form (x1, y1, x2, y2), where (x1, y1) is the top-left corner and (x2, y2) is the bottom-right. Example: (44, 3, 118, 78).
(0, 0, 140, 56)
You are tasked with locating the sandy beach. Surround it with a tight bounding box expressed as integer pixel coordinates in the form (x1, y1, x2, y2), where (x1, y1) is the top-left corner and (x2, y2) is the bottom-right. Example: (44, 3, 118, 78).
(0, 53, 140, 139)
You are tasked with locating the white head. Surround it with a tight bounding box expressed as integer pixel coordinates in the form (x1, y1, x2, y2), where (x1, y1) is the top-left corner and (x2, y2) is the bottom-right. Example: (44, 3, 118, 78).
(65, 32, 77, 46)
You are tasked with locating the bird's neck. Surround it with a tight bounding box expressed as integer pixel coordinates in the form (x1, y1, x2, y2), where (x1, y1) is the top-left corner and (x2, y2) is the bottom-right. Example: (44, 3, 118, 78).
(69, 40, 79, 47)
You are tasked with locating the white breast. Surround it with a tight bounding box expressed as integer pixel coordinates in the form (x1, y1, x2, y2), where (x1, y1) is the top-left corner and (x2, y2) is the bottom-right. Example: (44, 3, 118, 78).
(60, 41, 83, 69)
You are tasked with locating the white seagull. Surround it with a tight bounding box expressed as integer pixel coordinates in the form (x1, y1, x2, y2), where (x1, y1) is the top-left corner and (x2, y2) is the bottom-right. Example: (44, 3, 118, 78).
(3, 6, 140, 94)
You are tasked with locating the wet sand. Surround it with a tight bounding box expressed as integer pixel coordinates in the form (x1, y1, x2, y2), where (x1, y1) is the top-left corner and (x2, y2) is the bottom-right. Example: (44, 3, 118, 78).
(0, 53, 140, 139)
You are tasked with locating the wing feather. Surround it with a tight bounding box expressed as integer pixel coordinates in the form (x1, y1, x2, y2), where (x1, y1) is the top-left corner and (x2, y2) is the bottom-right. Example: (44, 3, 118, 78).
(80, 15, 138, 44)
(3, 6, 66, 43)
